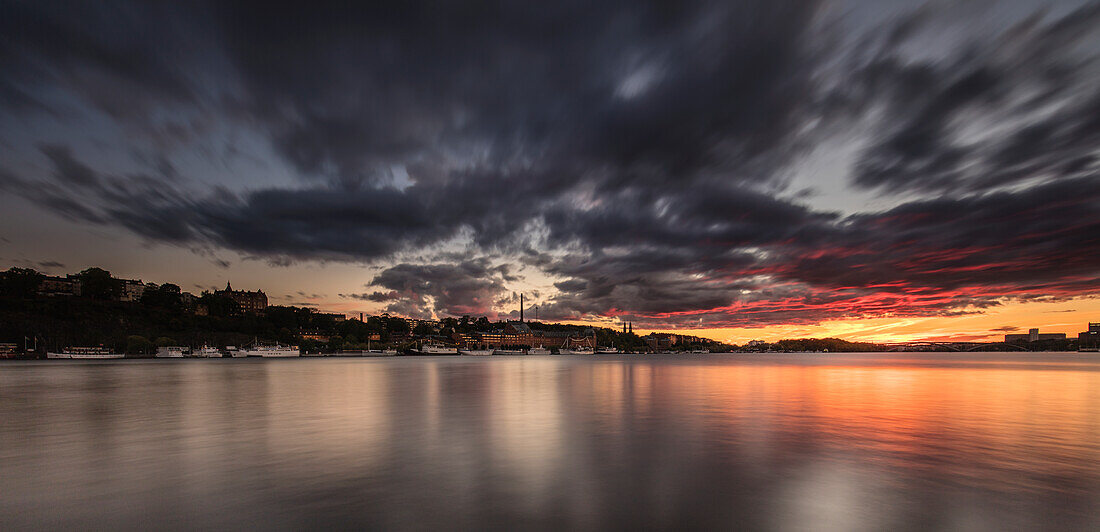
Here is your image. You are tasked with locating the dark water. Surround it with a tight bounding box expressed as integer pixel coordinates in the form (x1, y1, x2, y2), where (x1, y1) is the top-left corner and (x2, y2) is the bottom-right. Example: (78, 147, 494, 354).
(3, 353, 1099, 531)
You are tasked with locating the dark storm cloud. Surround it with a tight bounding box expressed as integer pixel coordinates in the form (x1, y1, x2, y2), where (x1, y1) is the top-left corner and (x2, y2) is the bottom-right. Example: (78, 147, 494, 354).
(848, 3, 1100, 194)
(538, 175, 1100, 328)
(0, 1, 204, 127)
(1, 0, 1098, 328)
(206, 1, 825, 189)
(350, 259, 512, 318)
(38, 144, 100, 187)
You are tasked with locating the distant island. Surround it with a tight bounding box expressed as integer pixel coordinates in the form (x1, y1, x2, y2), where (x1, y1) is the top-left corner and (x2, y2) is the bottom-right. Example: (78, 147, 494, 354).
(0, 266, 1093, 357)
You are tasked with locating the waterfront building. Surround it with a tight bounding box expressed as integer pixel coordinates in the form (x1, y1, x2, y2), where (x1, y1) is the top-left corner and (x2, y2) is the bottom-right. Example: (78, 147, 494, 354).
(1079, 323, 1100, 350)
(468, 323, 595, 348)
(1005, 328, 1067, 343)
(38, 275, 81, 297)
(117, 279, 147, 302)
(644, 333, 677, 351)
(215, 281, 268, 313)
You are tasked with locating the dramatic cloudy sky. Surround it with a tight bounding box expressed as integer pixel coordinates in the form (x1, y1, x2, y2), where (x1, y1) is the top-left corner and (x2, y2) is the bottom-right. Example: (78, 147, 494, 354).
(2, 0, 1098, 342)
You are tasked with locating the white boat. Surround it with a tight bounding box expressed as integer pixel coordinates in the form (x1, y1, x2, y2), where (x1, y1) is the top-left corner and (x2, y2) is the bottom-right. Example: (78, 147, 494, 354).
(244, 344, 300, 357)
(460, 349, 493, 356)
(688, 349, 711, 354)
(367, 349, 399, 357)
(193, 346, 221, 357)
(156, 346, 187, 358)
(47, 347, 125, 359)
(224, 346, 247, 358)
(527, 346, 551, 355)
(558, 347, 595, 355)
(492, 348, 526, 355)
(416, 344, 457, 355)
(595, 347, 620, 354)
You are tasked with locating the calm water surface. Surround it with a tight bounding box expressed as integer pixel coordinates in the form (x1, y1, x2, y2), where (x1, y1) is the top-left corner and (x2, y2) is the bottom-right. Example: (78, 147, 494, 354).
(3, 353, 1099, 530)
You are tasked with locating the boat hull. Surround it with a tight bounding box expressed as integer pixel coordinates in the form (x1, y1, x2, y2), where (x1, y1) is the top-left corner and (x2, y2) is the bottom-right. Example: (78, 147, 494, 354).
(558, 349, 594, 355)
(254, 350, 300, 358)
(416, 347, 457, 355)
(48, 352, 125, 359)
(48, 349, 125, 359)
(460, 349, 492, 356)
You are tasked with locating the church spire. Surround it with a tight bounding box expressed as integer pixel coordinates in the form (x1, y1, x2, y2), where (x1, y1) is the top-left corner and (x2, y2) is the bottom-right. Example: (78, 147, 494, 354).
(225, 281, 232, 292)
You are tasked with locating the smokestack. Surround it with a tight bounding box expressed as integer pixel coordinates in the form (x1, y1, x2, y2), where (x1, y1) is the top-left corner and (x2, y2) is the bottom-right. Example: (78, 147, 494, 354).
(360, 312, 364, 322)
(629, 322, 633, 334)
(520, 293, 524, 322)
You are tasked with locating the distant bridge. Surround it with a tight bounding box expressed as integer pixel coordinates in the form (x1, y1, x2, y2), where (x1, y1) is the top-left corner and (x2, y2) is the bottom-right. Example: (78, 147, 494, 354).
(884, 341, 1029, 352)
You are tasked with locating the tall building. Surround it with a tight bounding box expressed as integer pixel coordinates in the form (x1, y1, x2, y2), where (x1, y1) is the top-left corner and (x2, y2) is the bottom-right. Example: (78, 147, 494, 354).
(1005, 328, 1066, 343)
(117, 279, 147, 303)
(1079, 323, 1100, 350)
(38, 275, 81, 297)
(215, 281, 268, 313)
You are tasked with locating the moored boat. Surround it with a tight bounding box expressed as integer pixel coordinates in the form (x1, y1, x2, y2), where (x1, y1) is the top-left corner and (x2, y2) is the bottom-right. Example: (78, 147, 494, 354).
(156, 346, 188, 358)
(460, 348, 493, 356)
(492, 348, 526, 355)
(243, 344, 300, 357)
(558, 347, 595, 355)
(416, 343, 457, 355)
(47, 347, 125, 359)
(527, 346, 551, 355)
(595, 347, 620, 354)
(193, 346, 221, 357)
(224, 346, 247, 358)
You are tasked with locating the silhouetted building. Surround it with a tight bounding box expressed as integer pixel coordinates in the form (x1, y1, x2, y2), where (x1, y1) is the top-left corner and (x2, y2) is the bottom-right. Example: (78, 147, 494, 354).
(1079, 323, 1100, 350)
(644, 332, 707, 350)
(117, 279, 147, 303)
(474, 323, 594, 348)
(1005, 328, 1066, 343)
(644, 333, 679, 350)
(180, 292, 197, 310)
(215, 281, 268, 313)
(38, 275, 81, 297)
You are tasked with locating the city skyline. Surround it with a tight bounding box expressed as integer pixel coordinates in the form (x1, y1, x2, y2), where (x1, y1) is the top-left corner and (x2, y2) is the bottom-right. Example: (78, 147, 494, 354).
(2, 1, 1099, 345)
(10, 263, 1094, 346)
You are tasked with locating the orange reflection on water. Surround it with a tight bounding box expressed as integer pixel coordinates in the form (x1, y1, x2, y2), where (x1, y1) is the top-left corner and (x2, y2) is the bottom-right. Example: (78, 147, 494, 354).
(4, 355, 1100, 530)
(628, 357, 1100, 496)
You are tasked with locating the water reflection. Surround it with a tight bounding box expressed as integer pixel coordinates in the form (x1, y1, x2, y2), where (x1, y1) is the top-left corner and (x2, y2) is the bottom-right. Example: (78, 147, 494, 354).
(2, 354, 1099, 530)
